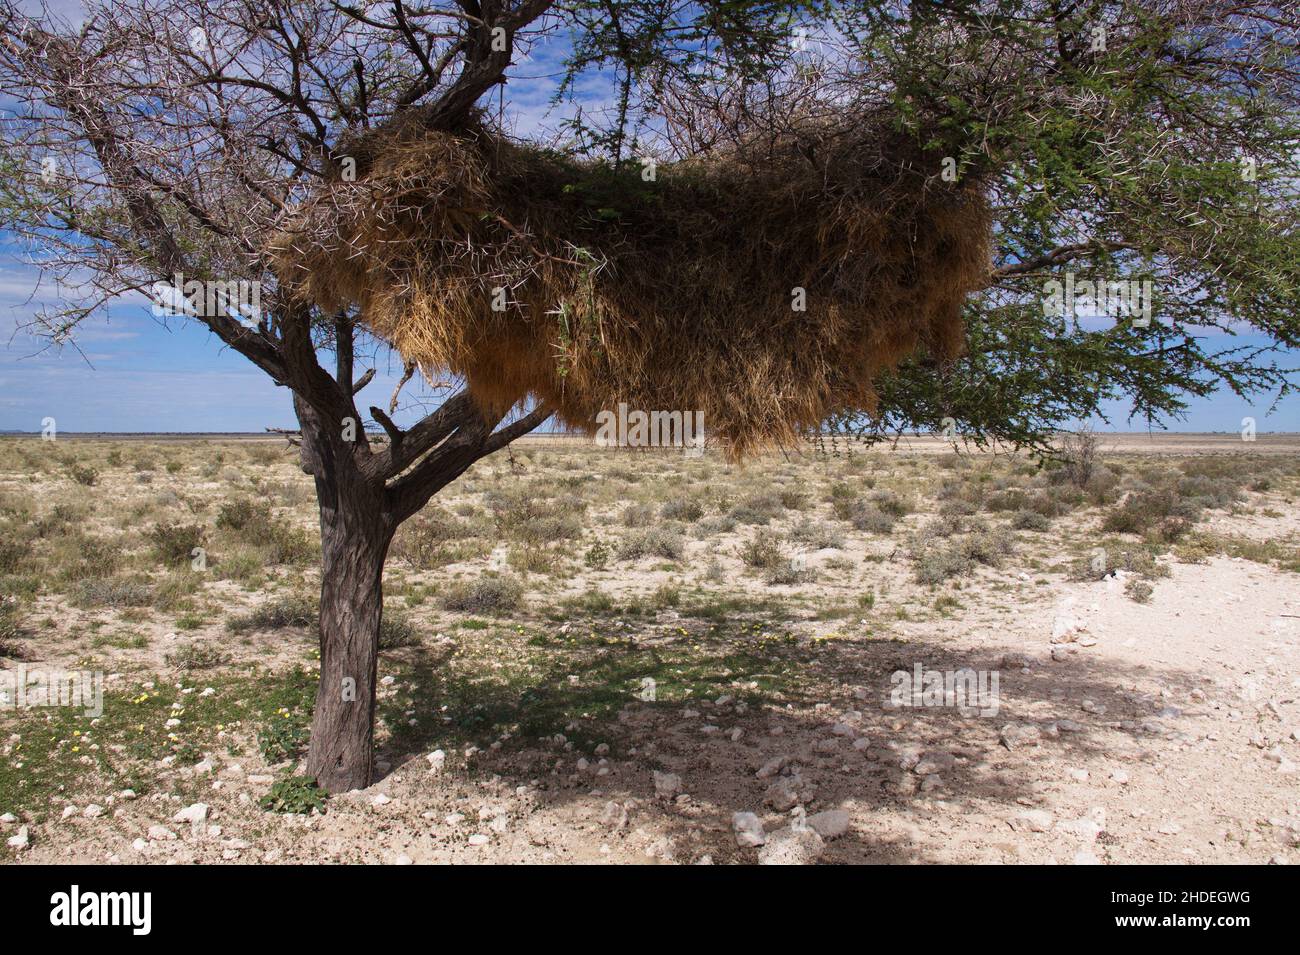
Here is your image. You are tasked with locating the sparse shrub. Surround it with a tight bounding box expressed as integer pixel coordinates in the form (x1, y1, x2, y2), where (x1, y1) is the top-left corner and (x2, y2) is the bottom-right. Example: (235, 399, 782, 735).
(851, 504, 896, 535)
(777, 488, 810, 511)
(165, 642, 231, 671)
(584, 539, 611, 568)
(1059, 426, 1100, 488)
(695, 515, 736, 537)
(378, 611, 419, 650)
(661, 498, 704, 522)
(147, 522, 206, 567)
(245, 444, 283, 466)
(216, 498, 272, 532)
(739, 530, 784, 569)
(392, 508, 479, 567)
(0, 595, 22, 657)
(869, 489, 912, 517)
(787, 519, 846, 550)
(938, 497, 980, 517)
(227, 594, 319, 632)
(651, 583, 681, 608)
(985, 489, 1030, 512)
(913, 546, 974, 585)
(729, 491, 785, 525)
(1011, 509, 1050, 531)
(487, 488, 583, 544)
(616, 527, 685, 561)
(621, 502, 658, 526)
(261, 522, 316, 565)
(1125, 578, 1154, 603)
(440, 574, 524, 614)
(1070, 542, 1169, 582)
(66, 464, 98, 486)
(0, 536, 30, 574)
(960, 526, 1015, 566)
(765, 561, 816, 586)
(71, 576, 154, 609)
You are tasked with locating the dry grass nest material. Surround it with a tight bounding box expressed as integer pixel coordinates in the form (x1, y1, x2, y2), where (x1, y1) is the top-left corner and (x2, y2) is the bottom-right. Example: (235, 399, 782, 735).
(271, 110, 992, 455)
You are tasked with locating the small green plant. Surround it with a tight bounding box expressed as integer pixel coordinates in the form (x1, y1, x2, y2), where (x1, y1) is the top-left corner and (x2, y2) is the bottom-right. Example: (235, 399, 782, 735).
(260, 775, 327, 814)
(584, 538, 611, 568)
(259, 713, 310, 764)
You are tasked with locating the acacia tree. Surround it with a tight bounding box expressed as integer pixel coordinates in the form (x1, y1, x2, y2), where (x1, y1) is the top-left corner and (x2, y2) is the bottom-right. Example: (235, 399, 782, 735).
(0, 0, 563, 792)
(2, 0, 1297, 792)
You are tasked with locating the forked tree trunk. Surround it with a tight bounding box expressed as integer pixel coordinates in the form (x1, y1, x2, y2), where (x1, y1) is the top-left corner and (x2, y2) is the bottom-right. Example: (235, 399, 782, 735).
(291, 391, 546, 793)
(296, 396, 397, 793)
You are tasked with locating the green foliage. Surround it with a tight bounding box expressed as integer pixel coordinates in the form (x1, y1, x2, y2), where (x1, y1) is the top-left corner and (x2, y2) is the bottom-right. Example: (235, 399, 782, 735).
(260, 775, 327, 814)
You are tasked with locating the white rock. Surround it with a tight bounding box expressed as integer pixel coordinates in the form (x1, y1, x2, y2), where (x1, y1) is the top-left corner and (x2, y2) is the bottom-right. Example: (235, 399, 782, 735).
(1013, 809, 1054, 833)
(467, 834, 489, 846)
(394, 854, 414, 865)
(172, 803, 209, 836)
(371, 793, 392, 807)
(0, 813, 15, 824)
(83, 804, 105, 819)
(807, 809, 851, 839)
(755, 755, 788, 779)
(6, 826, 28, 849)
(147, 825, 177, 841)
(732, 811, 767, 847)
(758, 825, 824, 865)
(652, 770, 683, 799)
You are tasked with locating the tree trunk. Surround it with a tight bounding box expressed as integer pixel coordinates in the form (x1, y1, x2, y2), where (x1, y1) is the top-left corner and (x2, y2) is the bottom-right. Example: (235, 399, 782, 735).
(304, 489, 393, 792)
(305, 492, 393, 792)
(295, 393, 395, 793)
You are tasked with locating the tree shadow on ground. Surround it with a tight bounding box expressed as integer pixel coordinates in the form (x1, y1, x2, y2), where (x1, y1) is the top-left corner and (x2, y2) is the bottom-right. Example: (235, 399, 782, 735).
(372, 616, 1207, 864)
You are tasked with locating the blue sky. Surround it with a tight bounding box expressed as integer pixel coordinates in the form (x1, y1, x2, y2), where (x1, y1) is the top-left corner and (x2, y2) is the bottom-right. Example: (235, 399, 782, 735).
(1, 3, 1297, 434)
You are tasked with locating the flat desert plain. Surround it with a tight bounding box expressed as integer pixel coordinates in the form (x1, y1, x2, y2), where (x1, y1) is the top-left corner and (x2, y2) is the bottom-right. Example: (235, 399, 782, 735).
(1, 432, 1299, 864)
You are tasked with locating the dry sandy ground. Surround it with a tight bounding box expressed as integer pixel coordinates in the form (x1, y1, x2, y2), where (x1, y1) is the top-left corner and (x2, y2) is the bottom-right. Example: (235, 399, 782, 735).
(10, 552, 1300, 865)
(3, 436, 1299, 864)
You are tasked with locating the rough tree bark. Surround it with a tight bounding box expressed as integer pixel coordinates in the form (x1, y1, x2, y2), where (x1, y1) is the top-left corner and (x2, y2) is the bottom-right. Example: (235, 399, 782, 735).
(290, 388, 552, 793)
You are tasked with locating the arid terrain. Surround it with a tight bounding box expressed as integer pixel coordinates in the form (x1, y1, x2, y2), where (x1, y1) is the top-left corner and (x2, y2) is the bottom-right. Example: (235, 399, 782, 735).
(2, 432, 1299, 864)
